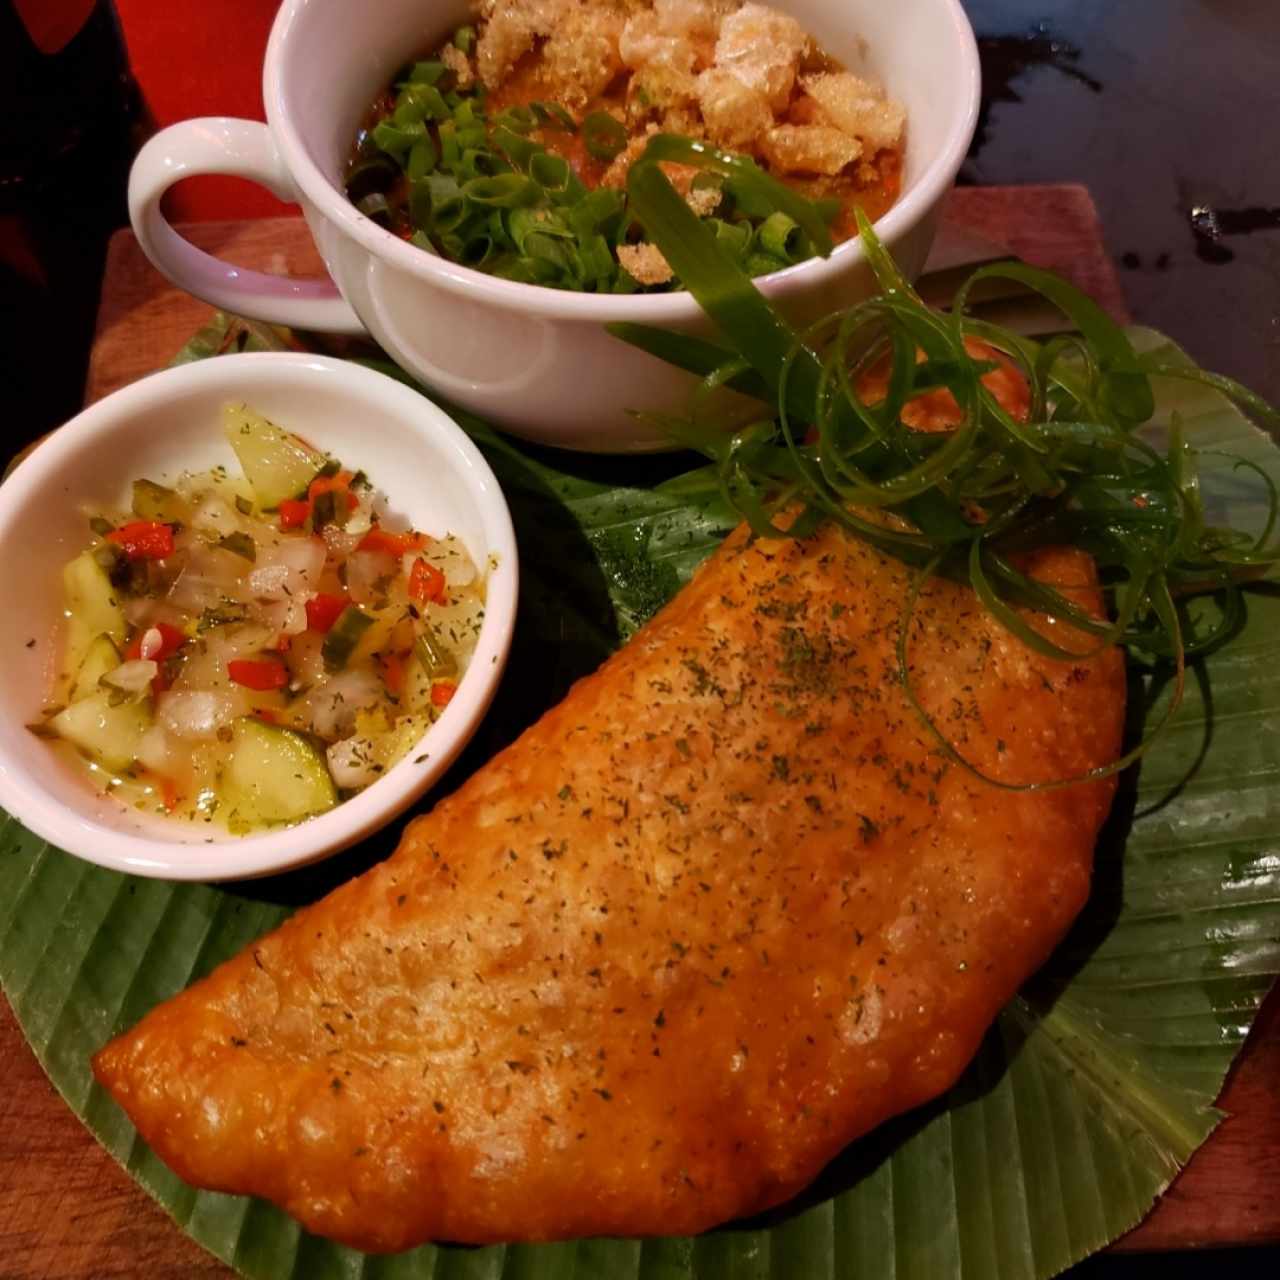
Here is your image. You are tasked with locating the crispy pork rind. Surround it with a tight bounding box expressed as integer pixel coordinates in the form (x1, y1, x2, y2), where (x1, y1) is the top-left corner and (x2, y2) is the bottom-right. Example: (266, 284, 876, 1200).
(803, 71, 906, 153)
(696, 65, 774, 150)
(619, 10, 697, 72)
(760, 123, 862, 175)
(544, 6, 626, 108)
(617, 241, 675, 284)
(653, 0, 734, 42)
(440, 44, 475, 91)
(712, 2, 807, 111)
(476, 0, 625, 104)
(474, 0, 546, 88)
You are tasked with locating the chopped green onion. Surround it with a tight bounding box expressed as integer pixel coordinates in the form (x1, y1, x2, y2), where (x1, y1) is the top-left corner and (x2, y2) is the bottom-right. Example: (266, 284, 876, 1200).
(407, 139, 437, 179)
(398, 82, 450, 122)
(414, 628, 458, 680)
(758, 212, 804, 263)
(371, 119, 426, 159)
(322, 608, 374, 672)
(407, 60, 446, 85)
(132, 479, 185, 522)
(464, 173, 539, 207)
(216, 532, 256, 562)
(583, 111, 627, 161)
(531, 101, 577, 132)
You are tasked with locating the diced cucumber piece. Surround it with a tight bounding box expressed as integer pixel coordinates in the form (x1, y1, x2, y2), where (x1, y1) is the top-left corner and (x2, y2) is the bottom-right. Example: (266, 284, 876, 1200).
(51, 689, 152, 773)
(222, 717, 337, 827)
(64, 551, 126, 641)
(62, 551, 126, 679)
(132, 479, 190, 524)
(223, 404, 326, 508)
(69, 634, 122, 703)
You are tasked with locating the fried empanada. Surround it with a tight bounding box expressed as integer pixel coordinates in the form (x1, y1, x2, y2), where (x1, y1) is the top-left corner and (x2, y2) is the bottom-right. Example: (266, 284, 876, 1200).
(93, 524, 1124, 1251)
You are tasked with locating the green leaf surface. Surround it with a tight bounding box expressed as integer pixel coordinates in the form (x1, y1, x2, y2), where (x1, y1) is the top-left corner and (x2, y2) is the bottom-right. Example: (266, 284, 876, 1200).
(2, 318, 1277, 1279)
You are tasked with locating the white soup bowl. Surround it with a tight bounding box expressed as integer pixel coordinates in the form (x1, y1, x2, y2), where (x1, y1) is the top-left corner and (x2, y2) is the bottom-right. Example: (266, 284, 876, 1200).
(127, 0, 981, 451)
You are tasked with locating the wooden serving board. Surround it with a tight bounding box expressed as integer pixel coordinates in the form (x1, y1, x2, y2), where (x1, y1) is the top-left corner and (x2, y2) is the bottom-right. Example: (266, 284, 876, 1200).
(1, 186, 1277, 1277)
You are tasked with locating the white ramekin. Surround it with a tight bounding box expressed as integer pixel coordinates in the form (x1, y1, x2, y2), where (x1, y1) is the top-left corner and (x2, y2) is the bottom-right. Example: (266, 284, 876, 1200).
(0, 354, 518, 881)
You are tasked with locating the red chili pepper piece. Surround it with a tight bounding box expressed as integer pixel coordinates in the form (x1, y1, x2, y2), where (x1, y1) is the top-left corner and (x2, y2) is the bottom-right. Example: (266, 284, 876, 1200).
(378, 650, 408, 696)
(308, 471, 359, 510)
(305, 592, 348, 633)
(228, 658, 290, 691)
(278, 499, 311, 530)
(105, 520, 174, 560)
(159, 776, 180, 812)
(408, 557, 447, 605)
(431, 680, 457, 707)
(358, 526, 428, 556)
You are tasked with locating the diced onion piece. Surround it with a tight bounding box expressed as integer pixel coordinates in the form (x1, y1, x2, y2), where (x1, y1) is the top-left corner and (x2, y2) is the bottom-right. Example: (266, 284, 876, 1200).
(123, 597, 189, 630)
(157, 690, 244, 740)
(346, 549, 398, 605)
(425, 597, 483, 667)
(321, 525, 361, 560)
(248, 534, 326, 600)
(298, 668, 383, 739)
(254, 596, 309, 637)
(421, 534, 478, 589)
(247, 563, 291, 596)
(168, 544, 251, 611)
(192, 495, 241, 539)
(135, 724, 174, 773)
(102, 660, 158, 697)
(286, 629, 327, 685)
(326, 735, 385, 789)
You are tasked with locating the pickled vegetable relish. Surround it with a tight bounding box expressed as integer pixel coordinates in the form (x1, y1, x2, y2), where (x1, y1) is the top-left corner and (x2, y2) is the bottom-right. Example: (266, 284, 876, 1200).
(34, 405, 486, 833)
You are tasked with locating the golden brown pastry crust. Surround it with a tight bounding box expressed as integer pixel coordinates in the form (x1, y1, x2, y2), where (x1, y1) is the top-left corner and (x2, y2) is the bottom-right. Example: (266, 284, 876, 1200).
(93, 524, 1124, 1252)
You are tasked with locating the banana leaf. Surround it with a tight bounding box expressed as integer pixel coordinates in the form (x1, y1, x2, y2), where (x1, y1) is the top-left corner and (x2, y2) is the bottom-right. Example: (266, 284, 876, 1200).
(1, 318, 1277, 1280)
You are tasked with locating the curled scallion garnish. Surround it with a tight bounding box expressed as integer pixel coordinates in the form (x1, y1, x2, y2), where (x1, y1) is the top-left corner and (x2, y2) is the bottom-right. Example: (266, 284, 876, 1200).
(613, 160, 1280, 788)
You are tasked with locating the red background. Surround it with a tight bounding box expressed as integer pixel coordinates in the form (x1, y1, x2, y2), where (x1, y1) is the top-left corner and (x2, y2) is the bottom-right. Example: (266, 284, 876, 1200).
(113, 0, 288, 220)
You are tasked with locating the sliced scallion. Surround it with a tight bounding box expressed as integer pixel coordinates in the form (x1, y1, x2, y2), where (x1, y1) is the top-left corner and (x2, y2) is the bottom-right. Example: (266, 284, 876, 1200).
(414, 628, 458, 680)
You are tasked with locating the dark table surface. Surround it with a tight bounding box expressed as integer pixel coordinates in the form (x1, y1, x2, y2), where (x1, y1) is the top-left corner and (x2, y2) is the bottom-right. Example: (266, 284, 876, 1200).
(961, 0, 1279, 412)
(2, 1, 1278, 1276)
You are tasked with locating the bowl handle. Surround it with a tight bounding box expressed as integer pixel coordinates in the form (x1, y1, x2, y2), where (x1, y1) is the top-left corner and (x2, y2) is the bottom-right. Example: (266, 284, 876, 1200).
(128, 118, 366, 335)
